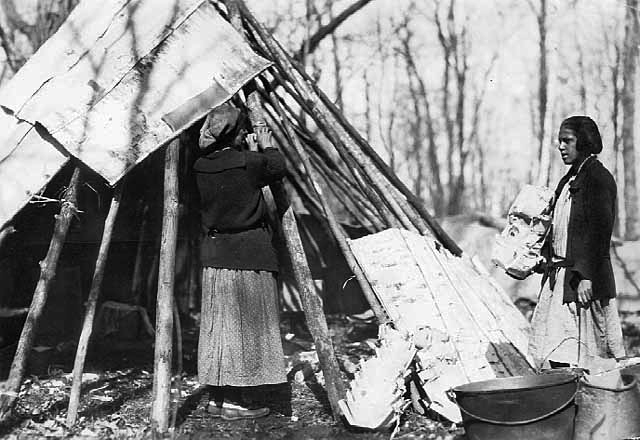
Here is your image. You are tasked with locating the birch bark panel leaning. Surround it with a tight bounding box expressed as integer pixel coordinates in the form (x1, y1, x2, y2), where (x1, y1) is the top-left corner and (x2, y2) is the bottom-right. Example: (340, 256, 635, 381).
(346, 228, 534, 424)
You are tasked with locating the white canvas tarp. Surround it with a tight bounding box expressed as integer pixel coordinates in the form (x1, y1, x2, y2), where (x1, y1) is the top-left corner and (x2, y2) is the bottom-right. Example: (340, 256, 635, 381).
(0, 0, 271, 228)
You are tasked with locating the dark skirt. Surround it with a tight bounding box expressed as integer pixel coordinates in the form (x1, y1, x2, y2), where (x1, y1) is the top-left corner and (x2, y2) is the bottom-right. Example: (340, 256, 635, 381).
(198, 268, 286, 386)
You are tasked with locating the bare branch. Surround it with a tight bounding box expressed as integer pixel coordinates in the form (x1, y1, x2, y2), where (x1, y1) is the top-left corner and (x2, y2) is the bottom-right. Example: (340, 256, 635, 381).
(294, 0, 373, 61)
(0, 23, 20, 72)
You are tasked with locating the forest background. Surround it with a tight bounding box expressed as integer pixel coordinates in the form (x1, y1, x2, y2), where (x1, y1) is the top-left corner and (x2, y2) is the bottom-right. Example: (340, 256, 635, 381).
(1, 0, 639, 240)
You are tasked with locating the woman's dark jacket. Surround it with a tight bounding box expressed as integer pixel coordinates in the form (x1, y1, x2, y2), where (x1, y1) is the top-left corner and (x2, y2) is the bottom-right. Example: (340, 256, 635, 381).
(544, 158, 617, 303)
(194, 147, 287, 272)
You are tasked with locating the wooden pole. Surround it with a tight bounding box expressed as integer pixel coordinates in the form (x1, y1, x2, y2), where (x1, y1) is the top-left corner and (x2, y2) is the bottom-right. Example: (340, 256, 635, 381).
(151, 139, 180, 433)
(286, 50, 463, 255)
(260, 88, 385, 228)
(271, 94, 388, 323)
(260, 90, 383, 231)
(259, 38, 419, 234)
(131, 203, 149, 305)
(227, 0, 347, 420)
(273, 71, 401, 229)
(173, 300, 183, 375)
(67, 184, 123, 425)
(0, 167, 81, 422)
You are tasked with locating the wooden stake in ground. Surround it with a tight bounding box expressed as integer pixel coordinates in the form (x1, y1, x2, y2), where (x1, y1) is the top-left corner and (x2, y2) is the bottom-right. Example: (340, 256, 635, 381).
(67, 184, 123, 426)
(0, 167, 81, 422)
(151, 139, 180, 433)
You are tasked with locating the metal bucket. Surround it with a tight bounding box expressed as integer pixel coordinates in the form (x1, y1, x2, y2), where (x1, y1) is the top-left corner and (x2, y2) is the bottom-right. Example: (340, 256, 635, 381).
(448, 372, 578, 440)
(574, 372, 640, 440)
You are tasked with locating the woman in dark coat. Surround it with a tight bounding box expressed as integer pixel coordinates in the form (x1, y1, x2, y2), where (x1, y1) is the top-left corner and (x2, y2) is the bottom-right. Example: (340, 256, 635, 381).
(193, 102, 287, 420)
(529, 115, 625, 369)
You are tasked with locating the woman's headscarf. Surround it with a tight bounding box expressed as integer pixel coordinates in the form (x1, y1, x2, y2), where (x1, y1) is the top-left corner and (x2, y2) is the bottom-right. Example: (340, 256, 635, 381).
(198, 102, 247, 151)
(559, 116, 603, 154)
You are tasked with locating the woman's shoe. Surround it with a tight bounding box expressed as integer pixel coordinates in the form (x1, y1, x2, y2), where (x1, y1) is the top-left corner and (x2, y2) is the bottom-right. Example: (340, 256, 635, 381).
(206, 401, 223, 417)
(220, 402, 270, 420)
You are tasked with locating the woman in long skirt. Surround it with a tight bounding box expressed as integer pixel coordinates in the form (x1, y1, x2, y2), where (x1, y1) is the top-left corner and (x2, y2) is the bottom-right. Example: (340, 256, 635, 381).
(529, 116, 625, 370)
(193, 102, 287, 420)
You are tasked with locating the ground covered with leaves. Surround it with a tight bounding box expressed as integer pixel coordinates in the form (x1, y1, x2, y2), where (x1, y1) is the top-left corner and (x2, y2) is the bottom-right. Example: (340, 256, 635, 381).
(0, 314, 464, 440)
(2, 310, 640, 440)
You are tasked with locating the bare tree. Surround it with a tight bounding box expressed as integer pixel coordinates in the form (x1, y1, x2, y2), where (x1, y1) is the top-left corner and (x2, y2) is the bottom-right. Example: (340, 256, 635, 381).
(398, 9, 445, 215)
(621, 0, 639, 240)
(526, 0, 548, 185)
(326, 0, 344, 110)
(434, 0, 470, 215)
(294, 0, 373, 61)
(0, 0, 79, 74)
(603, 15, 624, 237)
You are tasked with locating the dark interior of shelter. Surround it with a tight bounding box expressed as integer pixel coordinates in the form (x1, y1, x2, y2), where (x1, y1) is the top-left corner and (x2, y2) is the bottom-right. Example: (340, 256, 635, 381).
(0, 124, 369, 380)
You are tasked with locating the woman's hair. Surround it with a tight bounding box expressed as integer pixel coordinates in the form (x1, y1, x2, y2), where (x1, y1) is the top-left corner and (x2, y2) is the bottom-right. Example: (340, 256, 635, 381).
(559, 116, 603, 154)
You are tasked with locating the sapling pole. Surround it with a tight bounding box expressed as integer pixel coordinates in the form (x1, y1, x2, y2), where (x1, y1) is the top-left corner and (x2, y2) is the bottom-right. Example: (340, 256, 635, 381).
(283, 56, 431, 234)
(67, 183, 123, 426)
(173, 300, 183, 375)
(261, 86, 384, 217)
(287, 56, 462, 255)
(258, 32, 418, 233)
(151, 139, 180, 433)
(227, 0, 346, 421)
(260, 90, 383, 230)
(259, 70, 390, 218)
(271, 70, 400, 229)
(253, 38, 407, 231)
(0, 167, 81, 422)
(310, 153, 378, 231)
(270, 94, 388, 323)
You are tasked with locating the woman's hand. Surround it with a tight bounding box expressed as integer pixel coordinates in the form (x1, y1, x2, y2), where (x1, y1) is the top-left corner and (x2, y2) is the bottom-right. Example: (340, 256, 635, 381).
(255, 126, 274, 149)
(577, 279, 593, 306)
(245, 133, 258, 151)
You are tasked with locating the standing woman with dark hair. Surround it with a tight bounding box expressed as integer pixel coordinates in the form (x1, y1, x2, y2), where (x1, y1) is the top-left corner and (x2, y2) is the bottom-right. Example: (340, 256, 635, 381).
(529, 115, 626, 369)
(193, 102, 287, 420)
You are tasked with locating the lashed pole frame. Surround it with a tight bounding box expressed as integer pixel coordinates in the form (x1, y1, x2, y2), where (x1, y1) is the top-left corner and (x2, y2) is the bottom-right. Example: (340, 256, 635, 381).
(227, 0, 348, 420)
(267, 94, 389, 327)
(240, 4, 463, 257)
(237, 6, 390, 318)
(0, 167, 81, 422)
(67, 183, 124, 425)
(151, 139, 180, 433)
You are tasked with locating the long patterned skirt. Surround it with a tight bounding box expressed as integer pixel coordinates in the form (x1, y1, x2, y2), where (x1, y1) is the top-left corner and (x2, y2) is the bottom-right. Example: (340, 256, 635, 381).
(529, 268, 625, 370)
(198, 268, 286, 386)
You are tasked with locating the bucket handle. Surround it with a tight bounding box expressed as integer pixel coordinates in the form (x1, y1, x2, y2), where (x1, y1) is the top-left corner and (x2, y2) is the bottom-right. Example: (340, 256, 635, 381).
(446, 386, 579, 426)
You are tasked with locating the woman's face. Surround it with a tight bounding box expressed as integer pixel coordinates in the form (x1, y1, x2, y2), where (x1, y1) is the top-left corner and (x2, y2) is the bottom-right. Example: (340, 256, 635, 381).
(557, 127, 580, 165)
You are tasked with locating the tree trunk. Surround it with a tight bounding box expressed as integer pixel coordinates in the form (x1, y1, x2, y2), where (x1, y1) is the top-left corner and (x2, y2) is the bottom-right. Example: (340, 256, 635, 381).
(621, 0, 639, 240)
(151, 139, 180, 433)
(294, 0, 373, 61)
(326, 0, 344, 110)
(611, 42, 622, 237)
(532, 0, 548, 185)
(399, 21, 444, 215)
(0, 167, 81, 422)
(67, 184, 123, 426)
